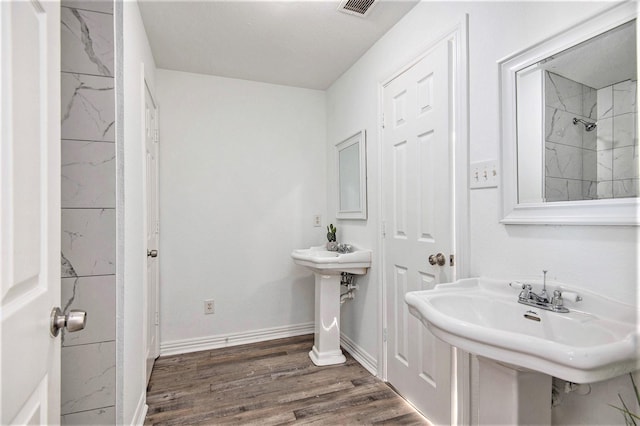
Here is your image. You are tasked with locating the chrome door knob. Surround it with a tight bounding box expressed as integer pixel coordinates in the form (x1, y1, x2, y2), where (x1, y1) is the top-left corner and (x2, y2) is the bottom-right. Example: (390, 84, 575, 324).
(147, 249, 158, 258)
(428, 253, 446, 266)
(50, 307, 87, 337)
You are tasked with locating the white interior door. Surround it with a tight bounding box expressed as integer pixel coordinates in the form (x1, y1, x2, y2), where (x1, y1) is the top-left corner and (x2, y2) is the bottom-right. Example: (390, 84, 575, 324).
(0, 1, 61, 424)
(382, 38, 455, 424)
(145, 83, 160, 383)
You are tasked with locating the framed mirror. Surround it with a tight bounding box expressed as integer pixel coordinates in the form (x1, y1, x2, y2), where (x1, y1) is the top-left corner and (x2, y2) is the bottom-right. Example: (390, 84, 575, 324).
(500, 2, 638, 225)
(336, 130, 367, 220)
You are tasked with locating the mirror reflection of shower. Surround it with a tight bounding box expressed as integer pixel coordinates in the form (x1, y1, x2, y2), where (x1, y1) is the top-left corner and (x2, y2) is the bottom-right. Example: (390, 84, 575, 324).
(572, 117, 597, 132)
(538, 18, 637, 202)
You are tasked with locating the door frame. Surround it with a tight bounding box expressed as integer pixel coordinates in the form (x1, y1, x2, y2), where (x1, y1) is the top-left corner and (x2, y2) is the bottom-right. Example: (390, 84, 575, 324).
(377, 16, 470, 425)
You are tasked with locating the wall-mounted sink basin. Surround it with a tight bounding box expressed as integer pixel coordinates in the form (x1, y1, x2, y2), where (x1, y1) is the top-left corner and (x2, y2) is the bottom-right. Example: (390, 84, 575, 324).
(291, 245, 372, 275)
(405, 277, 639, 384)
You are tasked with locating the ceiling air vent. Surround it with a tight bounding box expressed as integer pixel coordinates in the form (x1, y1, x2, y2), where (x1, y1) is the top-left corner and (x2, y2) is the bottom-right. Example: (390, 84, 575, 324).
(338, 0, 377, 17)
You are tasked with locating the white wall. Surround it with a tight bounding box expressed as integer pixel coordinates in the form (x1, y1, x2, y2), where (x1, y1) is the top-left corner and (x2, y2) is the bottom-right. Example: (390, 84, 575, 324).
(326, 1, 638, 424)
(120, 1, 156, 424)
(156, 69, 326, 348)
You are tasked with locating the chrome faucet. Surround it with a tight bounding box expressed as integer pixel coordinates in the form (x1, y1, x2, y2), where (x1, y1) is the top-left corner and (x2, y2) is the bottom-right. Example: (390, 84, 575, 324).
(336, 243, 352, 254)
(527, 270, 549, 304)
(515, 271, 578, 313)
(540, 270, 549, 301)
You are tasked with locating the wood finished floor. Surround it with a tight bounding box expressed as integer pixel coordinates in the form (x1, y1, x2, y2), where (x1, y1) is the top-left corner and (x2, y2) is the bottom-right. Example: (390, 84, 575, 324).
(144, 334, 428, 425)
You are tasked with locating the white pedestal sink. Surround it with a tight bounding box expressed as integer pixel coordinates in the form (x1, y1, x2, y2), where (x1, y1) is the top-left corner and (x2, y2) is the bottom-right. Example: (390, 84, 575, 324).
(405, 277, 639, 424)
(477, 356, 552, 425)
(291, 245, 372, 366)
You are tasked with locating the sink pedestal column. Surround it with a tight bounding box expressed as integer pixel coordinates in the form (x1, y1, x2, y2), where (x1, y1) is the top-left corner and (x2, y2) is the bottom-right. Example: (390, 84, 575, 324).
(309, 273, 346, 366)
(477, 356, 551, 425)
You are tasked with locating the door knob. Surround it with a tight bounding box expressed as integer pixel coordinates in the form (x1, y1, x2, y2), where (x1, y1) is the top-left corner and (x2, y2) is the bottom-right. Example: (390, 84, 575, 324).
(147, 249, 158, 258)
(428, 253, 446, 266)
(50, 307, 87, 337)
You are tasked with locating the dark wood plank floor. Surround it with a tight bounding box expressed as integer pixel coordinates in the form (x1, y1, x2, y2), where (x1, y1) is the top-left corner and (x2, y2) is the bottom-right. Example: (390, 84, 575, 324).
(145, 334, 429, 425)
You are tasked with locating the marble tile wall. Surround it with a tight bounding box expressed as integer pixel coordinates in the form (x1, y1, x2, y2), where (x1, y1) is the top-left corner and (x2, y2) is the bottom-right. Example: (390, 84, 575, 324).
(60, 1, 115, 424)
(597, 80, 638, 198)
(544, 72, 597, 201)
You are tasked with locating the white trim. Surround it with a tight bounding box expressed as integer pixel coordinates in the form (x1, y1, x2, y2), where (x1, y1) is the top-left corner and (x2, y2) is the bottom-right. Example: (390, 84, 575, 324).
(378, 15, 470, 425)
(451, 15, 472, 426)
(160, 322, 314, 356)
(500, 2, 638, 226)
(376, 80, 387, 382)
(130, 392, 148, 426)
(340, 333, 377, 377)
(114, 1, 124, 424)
(452, 15, 471, 282)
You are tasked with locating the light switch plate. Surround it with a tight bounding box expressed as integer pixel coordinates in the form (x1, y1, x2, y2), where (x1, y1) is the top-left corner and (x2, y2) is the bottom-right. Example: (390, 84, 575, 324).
(470, 160, 499, 189)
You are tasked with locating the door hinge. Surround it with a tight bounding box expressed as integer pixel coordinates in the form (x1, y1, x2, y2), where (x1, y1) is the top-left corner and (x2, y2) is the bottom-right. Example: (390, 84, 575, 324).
(381, 114, 385, 129)
(155, 220, 160, 234)
(450, 254, 455, 267)
(383, 328, 388, 342)
(154, 129, 159, 143)
(155, 311, 159, 325)
(381, 221, 386, 238)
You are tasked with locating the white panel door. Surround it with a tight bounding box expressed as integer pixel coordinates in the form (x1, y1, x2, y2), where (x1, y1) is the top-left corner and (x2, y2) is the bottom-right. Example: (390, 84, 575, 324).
(0, 1, 61, 424)
(145, 83, 160, 383)
(383, 39, 454, 424)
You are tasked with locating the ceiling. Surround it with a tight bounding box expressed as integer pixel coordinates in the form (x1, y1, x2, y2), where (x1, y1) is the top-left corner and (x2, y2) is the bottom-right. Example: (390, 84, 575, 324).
(138, 0, 419, 90)
(541, 20, 636, 90)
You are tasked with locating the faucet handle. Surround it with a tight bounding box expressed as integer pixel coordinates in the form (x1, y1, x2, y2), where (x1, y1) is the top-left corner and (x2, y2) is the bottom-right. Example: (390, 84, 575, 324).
(336, 243, 351, 254)
(551, 290, 564, 308)
(518, 284, 532, 300)
(560, 291, 582, 303)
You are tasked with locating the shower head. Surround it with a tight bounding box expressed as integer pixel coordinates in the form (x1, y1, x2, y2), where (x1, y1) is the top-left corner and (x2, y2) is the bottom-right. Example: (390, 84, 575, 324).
(573, 117, 597, 132)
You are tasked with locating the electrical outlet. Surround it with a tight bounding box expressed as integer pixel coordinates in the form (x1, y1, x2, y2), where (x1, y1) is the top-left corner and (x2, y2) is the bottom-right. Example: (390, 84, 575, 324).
(313, 214, 322, 227)
(204, 299, 215, 314)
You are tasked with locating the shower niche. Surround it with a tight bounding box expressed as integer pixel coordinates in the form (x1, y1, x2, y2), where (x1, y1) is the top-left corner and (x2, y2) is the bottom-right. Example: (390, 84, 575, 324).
(500, 2, 638, 225)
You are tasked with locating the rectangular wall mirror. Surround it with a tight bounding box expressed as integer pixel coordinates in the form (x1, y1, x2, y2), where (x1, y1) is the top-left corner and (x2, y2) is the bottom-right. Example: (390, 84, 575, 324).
(336, 130, 367, 220)
(500, 2, 638, 225)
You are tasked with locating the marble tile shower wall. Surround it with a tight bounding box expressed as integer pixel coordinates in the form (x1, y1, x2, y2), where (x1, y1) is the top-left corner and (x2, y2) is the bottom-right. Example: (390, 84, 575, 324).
(60, 1, 115, 424)
(545, 72, 638, 201)
(545, 72, 597, 201)
(596, 80, 638, 198)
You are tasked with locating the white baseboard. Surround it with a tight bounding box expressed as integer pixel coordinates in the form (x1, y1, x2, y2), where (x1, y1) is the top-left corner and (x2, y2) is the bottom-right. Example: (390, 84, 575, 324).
(159, 323, 378, 379)
(131, 392, 148, 426)
(340, 333, 378, 377)
(160, 322, 315, 356)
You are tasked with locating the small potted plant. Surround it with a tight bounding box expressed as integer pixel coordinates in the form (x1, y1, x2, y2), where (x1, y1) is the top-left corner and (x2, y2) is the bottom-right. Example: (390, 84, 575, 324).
(326, 224, 338, 251)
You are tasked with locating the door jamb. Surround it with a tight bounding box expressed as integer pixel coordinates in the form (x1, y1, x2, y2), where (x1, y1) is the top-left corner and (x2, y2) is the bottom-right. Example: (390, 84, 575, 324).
(377, 15, 470, 425)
